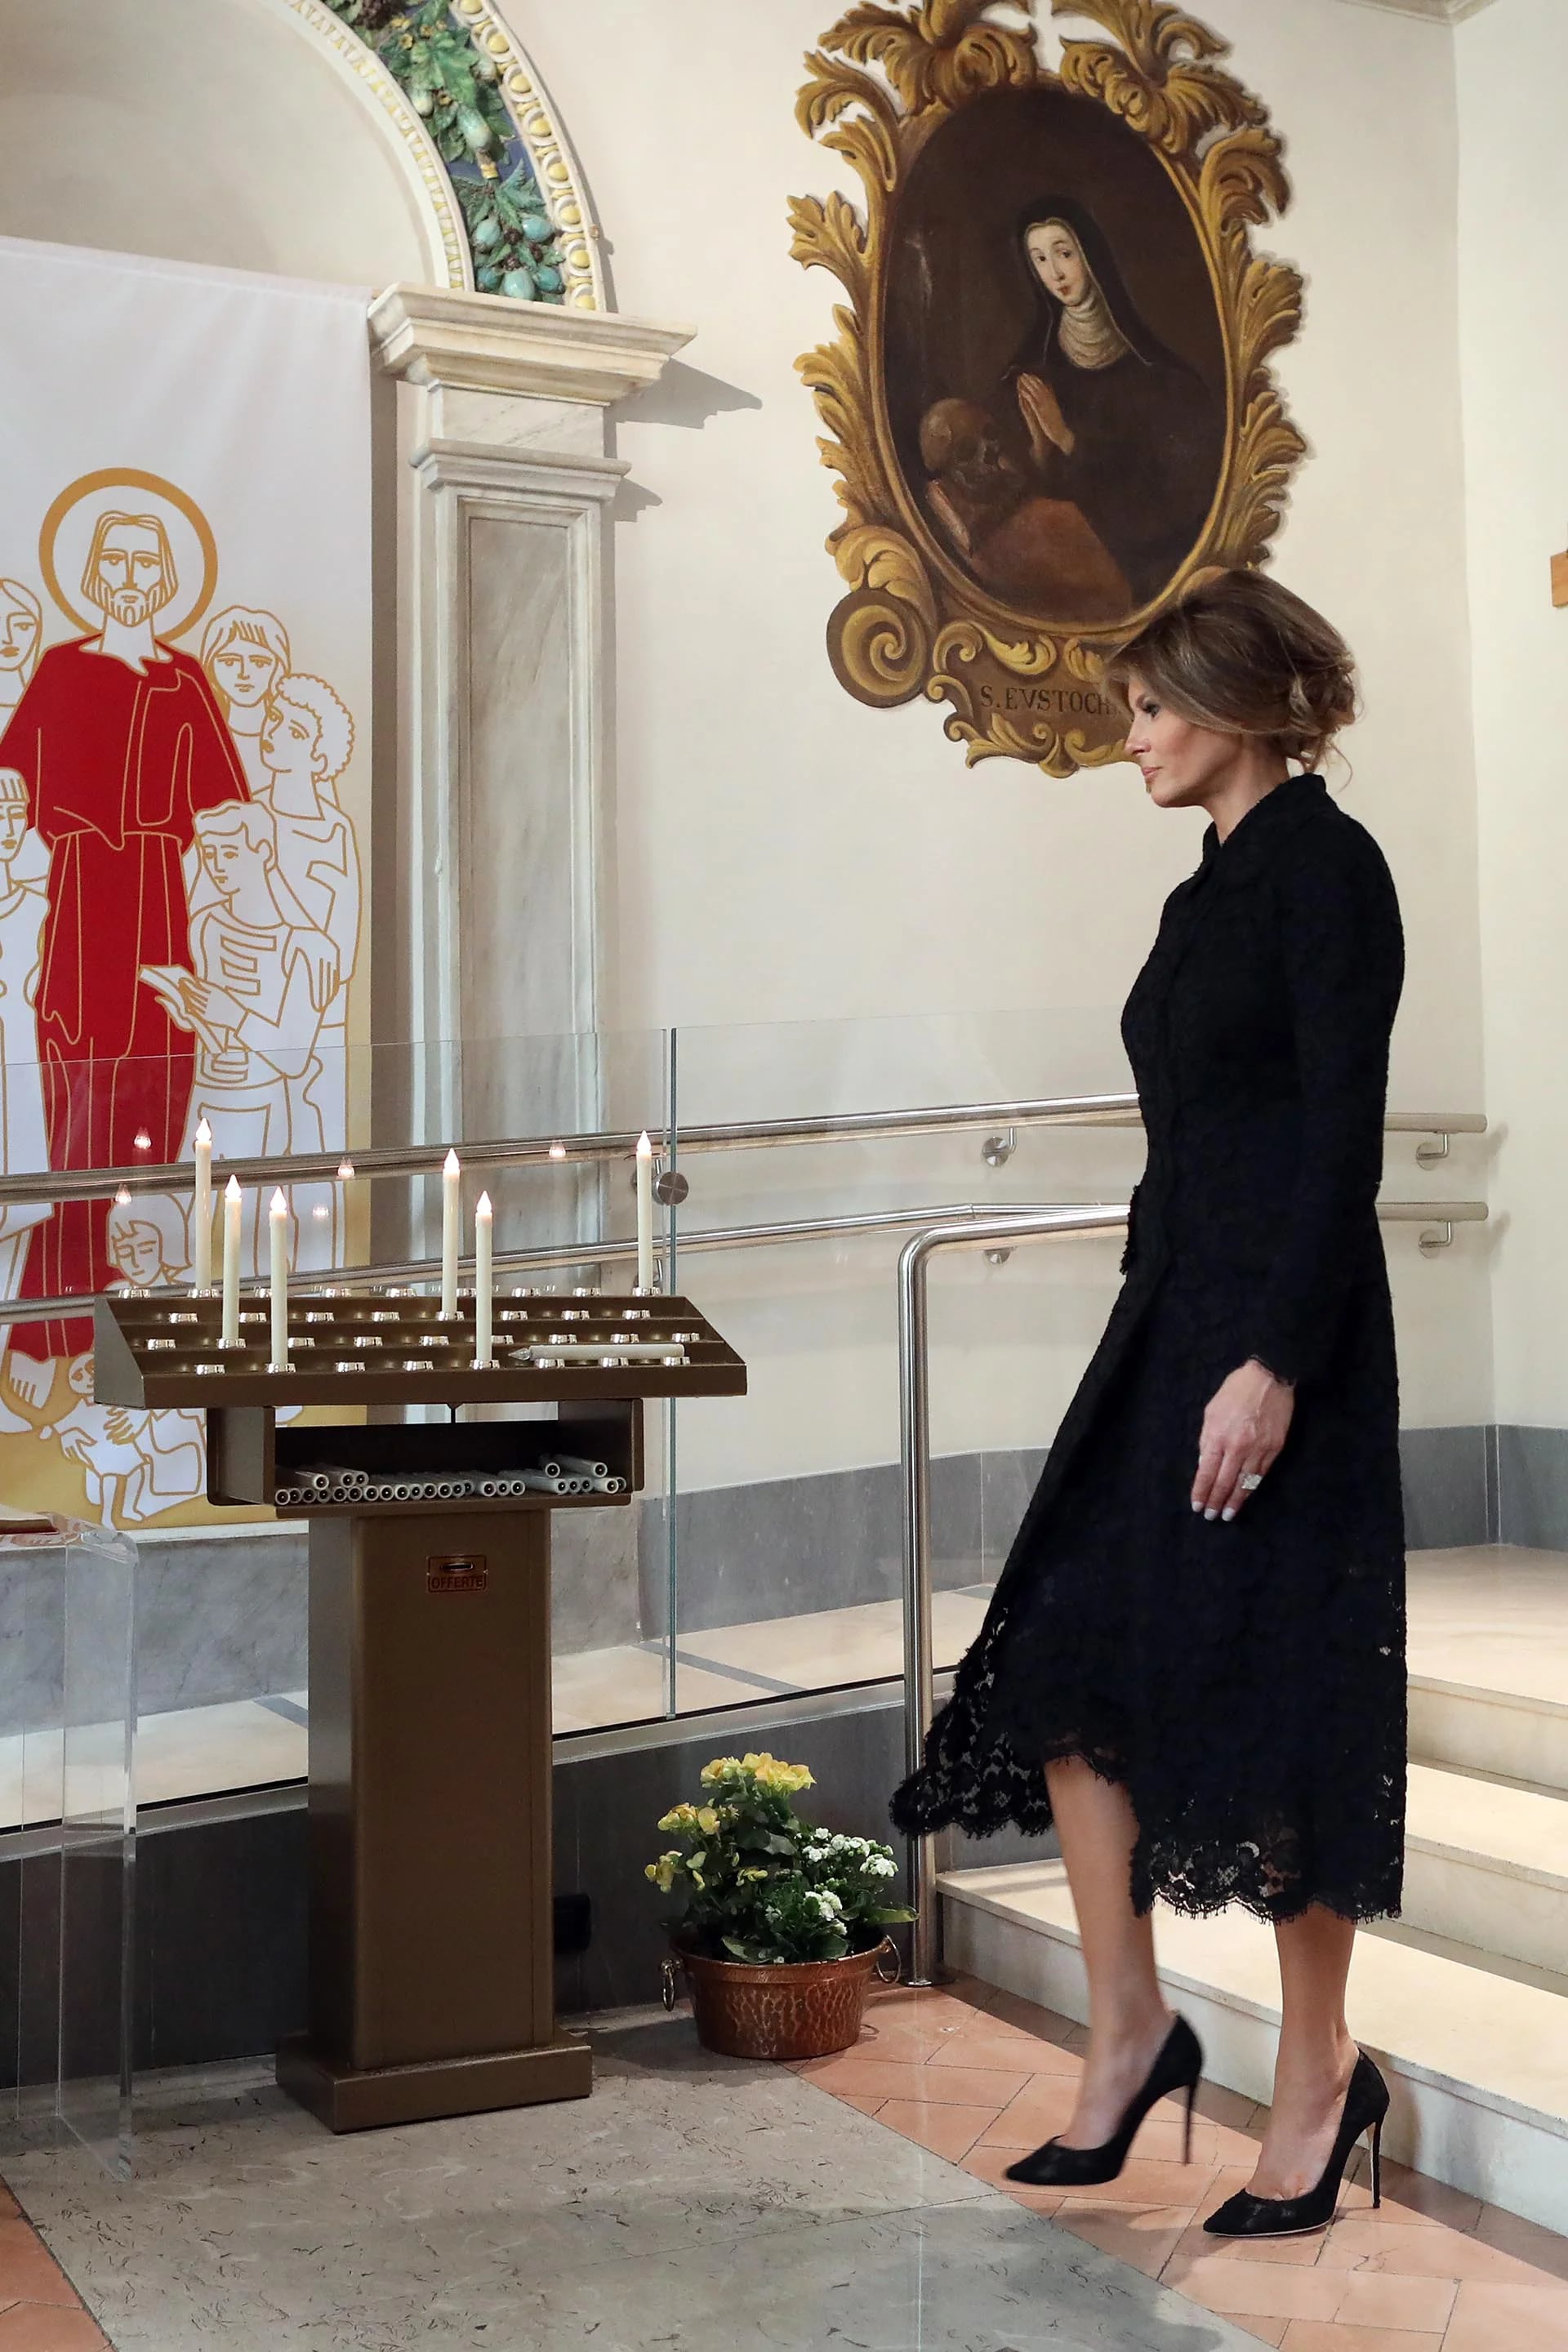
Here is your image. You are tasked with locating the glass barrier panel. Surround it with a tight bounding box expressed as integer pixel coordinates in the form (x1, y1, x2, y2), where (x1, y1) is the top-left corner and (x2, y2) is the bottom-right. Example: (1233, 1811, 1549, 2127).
(665, 1009, 1139, 1712)
(0, 1516, 135, 2177)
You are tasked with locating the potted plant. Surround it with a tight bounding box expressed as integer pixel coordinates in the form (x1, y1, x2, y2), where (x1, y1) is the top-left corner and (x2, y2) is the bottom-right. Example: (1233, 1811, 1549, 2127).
(648, 1751, 914, 2060)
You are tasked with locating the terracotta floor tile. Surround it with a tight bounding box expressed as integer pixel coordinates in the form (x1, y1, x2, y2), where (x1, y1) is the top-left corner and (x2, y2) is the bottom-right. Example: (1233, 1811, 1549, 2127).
(1441, 2279, 1568, 2351)
(0, 2314, 109, 2350)
(1160, 2249, 1346, 2322)
(977, 2075, 1081, 2146)
(1167, 2217, 1332, 2270)
(957, 2140, 1067, 2212)
(0, 2229, 79, 2313)
(1314, 2218, 1446, 2272)
(931, 2028, 1081, 2076)
(1374, 2162, 1483, 2232)
(983, 1989, 1082, 2045)
(0, 2194, 19, 2223)
(1278, 2326, 1442, 2350)
(873, 2098, 995, 2163)
(834, 2091, 886, 2116)
(1331, 2270, 1456, 2332)
(862, 1987, 981, 2030)
(1321, 2217, 1554, 2284)
(1236, 2322, 1290, 2347)
(797, 2052, 1028, 2105)
(1013, 2154, 1219, 2209)
(1192, 2080, 1264, 2133)
(1470, 2204, 1568, 2287)
(1052, 2198, 1192, 2278)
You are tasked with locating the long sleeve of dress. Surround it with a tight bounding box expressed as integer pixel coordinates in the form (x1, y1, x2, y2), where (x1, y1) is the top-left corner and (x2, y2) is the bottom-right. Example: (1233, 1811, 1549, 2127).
(1241, 824, 1404, 1391)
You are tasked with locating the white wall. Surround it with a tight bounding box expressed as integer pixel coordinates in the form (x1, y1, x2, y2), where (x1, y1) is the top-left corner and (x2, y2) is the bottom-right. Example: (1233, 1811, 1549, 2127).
(499, 0, 1493, 1446)
(1458, 0, 1568, 1427)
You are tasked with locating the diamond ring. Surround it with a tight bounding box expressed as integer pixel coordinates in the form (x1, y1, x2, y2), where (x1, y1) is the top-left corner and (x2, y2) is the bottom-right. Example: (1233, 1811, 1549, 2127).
(1240, 1472, 1263, 1491)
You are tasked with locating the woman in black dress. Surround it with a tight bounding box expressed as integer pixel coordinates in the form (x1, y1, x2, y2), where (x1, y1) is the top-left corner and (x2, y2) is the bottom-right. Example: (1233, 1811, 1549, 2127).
(893, 571, 1402, 2237)
(1005, 199, 1224, 611)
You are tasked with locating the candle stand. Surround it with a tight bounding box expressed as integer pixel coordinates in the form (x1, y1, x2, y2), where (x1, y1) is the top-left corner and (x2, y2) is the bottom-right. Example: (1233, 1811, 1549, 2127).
(94, 1288, 746, 2132)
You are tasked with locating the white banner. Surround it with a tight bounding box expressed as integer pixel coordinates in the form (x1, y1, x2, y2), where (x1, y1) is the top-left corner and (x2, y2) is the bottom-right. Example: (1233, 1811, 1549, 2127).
(0, 236, 371, 1526)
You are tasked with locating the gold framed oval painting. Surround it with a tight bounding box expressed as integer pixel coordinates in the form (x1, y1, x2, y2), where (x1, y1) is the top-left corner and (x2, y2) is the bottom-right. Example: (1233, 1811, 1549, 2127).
(791, 0, 1307, 775)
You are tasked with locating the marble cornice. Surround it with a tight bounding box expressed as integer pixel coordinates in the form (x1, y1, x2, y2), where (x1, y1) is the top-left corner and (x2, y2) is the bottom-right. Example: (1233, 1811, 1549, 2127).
(370, 284, 693, 405)
(410, 436, 630, 503)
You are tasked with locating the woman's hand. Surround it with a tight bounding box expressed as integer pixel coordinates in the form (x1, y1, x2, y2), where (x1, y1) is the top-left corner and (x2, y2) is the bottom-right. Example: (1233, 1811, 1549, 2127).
(1191, 1359, 1294, 1523)
(1017, 372, 1074, 460)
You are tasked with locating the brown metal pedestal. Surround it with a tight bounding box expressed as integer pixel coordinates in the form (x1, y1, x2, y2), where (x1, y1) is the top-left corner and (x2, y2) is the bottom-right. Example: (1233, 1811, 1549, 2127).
(276, 1508, 592, 2132)
(91, 1289, 748, 2136)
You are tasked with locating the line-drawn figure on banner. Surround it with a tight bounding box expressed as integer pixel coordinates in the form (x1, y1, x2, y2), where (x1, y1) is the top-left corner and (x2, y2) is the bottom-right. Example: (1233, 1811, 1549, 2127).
(200, 607, 290, 796)
(41, 1329, 204, 1528)
(0, 581, 41, 725)
(257, 671, 359, 1264)
(0, 472, 244, 1407)
(149, 802, 336, 1272)
(0, 768, 51, 1432)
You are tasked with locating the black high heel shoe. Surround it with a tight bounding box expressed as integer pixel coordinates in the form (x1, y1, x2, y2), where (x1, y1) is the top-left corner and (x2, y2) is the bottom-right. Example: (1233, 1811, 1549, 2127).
(1204, 2050, 1389, 2238)
(1003, 2013, 1204, 2189)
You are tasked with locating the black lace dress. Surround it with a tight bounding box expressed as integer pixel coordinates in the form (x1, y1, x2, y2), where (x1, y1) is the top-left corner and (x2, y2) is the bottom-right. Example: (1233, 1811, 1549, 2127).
(892, 774, 1408, 1925)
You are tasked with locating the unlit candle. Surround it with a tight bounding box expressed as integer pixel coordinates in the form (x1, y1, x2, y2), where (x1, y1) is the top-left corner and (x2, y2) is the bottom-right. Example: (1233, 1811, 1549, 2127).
(193, 1116, 212, 1290)
(441, 1147, 461, 1316)
(269, 1188, 289, 1370)
(635, 1130, 655, 1290)
(474, 1191, 493, 1368)
(221, 1177, 242, 1347)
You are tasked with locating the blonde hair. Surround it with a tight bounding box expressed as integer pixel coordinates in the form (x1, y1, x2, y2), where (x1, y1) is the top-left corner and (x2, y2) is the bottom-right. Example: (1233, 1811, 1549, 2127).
(82, 511, 176, 610)
(1106, 569, 1357, 773)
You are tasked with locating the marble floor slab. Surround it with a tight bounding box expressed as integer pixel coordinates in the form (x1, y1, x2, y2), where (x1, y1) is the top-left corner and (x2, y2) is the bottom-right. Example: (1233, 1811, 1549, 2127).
(2, 2017, 1264, 2352)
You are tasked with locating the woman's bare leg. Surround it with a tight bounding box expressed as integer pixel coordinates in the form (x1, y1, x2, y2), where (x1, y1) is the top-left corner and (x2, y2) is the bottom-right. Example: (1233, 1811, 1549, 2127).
(1249, 1907, 1359, 2198)
(1046, 1756, 1178, 2146)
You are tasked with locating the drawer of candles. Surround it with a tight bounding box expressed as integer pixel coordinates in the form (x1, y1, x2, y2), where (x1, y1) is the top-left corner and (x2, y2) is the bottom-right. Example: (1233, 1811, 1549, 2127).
(209, 1408, 645, 1514)
(93, 1290, 746, 1409)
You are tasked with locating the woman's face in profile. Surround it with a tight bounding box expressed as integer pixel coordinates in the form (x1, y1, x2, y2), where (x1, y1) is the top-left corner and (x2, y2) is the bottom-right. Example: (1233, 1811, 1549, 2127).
(1025, 223, 1089, 306)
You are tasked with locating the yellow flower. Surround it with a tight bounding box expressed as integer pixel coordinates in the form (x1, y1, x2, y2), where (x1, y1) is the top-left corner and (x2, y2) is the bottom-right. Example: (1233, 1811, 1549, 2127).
(738, 1866, 767, 1882)
(657, 1803, 699, 1833)
(695, 1806, 721, 1835)
(699, 1756, 740, 1787)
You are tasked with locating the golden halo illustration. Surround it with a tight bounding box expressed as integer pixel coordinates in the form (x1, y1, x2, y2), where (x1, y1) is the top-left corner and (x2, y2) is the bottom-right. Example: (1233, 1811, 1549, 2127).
(38, 468, 219, 641)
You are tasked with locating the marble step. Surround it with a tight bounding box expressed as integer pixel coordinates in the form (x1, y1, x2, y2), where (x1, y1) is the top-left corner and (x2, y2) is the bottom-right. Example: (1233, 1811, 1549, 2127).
(1409, 1664, 1568, 1793)
(939, 1855, 1568, 2234)
(1403, 1759, 1568, 1975)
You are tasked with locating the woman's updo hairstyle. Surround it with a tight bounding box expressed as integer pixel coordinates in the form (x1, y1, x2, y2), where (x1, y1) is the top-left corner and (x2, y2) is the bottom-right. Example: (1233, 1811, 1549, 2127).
(1105, 568, 1357, 773)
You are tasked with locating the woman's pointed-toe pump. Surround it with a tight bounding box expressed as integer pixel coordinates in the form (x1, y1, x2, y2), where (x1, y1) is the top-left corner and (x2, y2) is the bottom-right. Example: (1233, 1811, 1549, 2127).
(1204, 2050, 1389, 2238)
(1003, 2013, 1204, 2189)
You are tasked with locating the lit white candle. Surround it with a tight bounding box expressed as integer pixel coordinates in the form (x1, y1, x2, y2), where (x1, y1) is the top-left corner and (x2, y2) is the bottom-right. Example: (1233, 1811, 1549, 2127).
(635, 1130, 655, 1291)
(220, 1176, 242, 1348)
(192, 1116, 213, 1290)
(441, 1147, 461, 1316)
(474, 1191, 493, 1368)
(269, 1188, 290, 1370)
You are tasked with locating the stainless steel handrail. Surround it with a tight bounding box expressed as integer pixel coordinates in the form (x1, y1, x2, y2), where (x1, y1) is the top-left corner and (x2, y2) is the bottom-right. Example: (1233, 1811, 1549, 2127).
(0, 1196, 1489, 1325)
(0, 1097, 1486, 1210)
(895, 1187, 1491, 1987)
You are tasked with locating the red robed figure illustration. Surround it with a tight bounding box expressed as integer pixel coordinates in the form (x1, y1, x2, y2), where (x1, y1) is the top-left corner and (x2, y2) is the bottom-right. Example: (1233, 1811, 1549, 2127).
(0, 510, 247, 1361)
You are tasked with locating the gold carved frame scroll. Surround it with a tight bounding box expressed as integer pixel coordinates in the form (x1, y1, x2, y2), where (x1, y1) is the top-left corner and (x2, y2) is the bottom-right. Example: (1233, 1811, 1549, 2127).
(789, 0, 1306, 775)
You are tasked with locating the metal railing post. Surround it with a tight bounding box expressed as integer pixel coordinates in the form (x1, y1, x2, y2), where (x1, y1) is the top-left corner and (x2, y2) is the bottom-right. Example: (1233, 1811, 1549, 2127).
(897, 1205, 1134, 1986)
(898, 1231, 938, 1984)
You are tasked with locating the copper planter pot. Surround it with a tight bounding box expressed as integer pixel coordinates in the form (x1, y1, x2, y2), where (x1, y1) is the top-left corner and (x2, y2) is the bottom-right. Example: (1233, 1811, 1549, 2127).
(662, 1936, 900, 2061)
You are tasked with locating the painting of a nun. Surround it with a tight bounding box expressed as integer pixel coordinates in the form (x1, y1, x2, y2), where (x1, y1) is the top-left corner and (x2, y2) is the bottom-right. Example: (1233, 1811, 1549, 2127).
(1004, 197, 1225, 610)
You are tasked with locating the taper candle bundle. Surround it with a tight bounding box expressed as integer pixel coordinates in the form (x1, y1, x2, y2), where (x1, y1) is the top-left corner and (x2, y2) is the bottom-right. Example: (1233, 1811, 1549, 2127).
(635, 1130, 655, 1290)
(193, 1116, 213, 1290)
(221, 1176, 242, 1347)
(441, 1147, 461, 1316)
(474, 1191, 493, 1368)
(269, 1188, 290, 1370)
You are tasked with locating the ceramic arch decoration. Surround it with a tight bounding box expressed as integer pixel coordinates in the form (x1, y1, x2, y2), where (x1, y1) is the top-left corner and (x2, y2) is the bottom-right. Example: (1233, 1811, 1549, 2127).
(789, 0, 1306, 775)
(271, 0, 604, 306)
